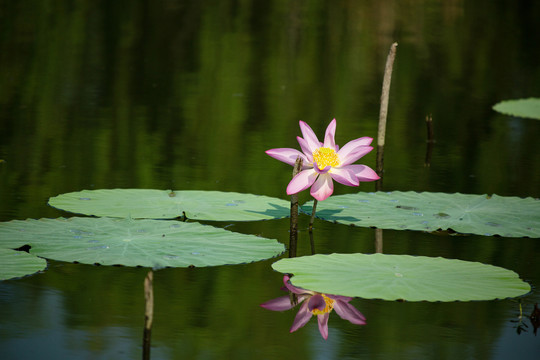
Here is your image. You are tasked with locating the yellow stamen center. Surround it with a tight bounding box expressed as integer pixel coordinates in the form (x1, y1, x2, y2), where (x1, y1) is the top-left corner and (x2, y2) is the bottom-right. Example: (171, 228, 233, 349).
(312, 147, 340, 170)
(311, 294, 335, 315)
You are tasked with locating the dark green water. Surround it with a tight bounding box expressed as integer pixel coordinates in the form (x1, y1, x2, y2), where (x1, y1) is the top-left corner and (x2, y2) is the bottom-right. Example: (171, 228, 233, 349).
(1, 1, 539, 359)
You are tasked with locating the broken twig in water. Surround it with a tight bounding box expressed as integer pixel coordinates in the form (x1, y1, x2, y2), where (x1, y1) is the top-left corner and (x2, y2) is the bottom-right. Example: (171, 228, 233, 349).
(143, 270, 154, 360)
(376, 42, 398, 190)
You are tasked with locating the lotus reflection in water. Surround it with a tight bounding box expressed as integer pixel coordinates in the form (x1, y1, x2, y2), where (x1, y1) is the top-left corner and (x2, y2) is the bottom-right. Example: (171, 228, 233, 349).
(266, 119, 379, 201)
(260, 275, 366, 340)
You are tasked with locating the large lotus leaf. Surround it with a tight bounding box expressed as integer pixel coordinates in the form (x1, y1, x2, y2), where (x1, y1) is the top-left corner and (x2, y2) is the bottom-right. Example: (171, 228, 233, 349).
(0, 248, 48, 280)
(0, 217, 285, 267)
(301, 191, 540, 237)
(493, 98, 540, 120)
(48, 189, 290, 221)
(272, 253, 531, 301)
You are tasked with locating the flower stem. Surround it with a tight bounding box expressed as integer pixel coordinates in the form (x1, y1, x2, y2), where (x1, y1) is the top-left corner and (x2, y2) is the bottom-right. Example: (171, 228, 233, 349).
(309, 228, 316, 254)
(289, 157, 303, 258)
(309, 199, 318, 232)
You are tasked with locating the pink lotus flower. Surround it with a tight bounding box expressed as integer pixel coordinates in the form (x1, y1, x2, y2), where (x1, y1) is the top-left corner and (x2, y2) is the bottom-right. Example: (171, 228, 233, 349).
(266, 119, 379, 201)
(260, 275, 366, 340)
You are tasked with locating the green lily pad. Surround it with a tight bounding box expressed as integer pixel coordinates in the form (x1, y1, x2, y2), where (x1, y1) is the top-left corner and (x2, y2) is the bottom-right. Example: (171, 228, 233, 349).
(302, 191, 540, 237)
(493, 98, 540, 120)
(272, 253, 531, 301)
(0, 248, 47, 280)
(48, 189, 290, 221)
(0, 217, 285, 267)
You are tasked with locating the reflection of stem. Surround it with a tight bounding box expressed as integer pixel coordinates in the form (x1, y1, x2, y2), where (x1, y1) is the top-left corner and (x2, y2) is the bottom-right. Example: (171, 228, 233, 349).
(530, 303, 540, 335)
(289, 292, 298, 307)
(425, 114, 434, 143)
(143, 271, 154, 360)
(424, 114, 434, 167)
(309, 199, 318, 232)
(376, 42, 398, 190)
(289, 157, 303, 258)
(375, 228, 383, 253)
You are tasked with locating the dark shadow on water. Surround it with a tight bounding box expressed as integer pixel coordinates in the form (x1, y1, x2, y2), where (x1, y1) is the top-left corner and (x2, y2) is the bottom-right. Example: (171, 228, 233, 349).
(246, 203, 290, 219)
(311, 208, 360, 223)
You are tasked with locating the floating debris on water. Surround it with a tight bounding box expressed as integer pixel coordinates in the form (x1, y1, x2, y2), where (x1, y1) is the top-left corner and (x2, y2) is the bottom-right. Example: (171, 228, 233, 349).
(396, 205, 418, 211)
(434, 212, 451, 219)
